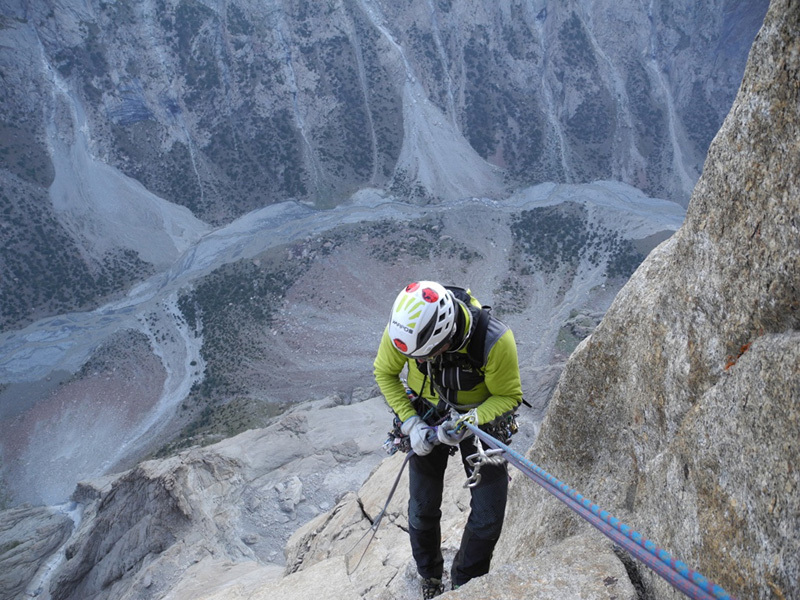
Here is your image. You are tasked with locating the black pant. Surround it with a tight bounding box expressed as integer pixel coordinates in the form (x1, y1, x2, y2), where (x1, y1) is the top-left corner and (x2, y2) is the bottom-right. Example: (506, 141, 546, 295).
(407, 437, 509, 586)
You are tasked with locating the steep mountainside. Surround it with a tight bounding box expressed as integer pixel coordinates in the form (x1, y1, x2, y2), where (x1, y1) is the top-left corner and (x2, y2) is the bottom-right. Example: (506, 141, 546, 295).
(11, 0, 789, 597)
(499, 1, 799, 598)
(0, 0, 767, 331)
(0, 181, 683, 507)
(0, 1, 792, 597)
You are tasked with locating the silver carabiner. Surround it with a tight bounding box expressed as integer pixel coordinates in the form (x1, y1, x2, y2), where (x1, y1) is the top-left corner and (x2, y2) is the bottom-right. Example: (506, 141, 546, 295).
(464, 437, 505, 488)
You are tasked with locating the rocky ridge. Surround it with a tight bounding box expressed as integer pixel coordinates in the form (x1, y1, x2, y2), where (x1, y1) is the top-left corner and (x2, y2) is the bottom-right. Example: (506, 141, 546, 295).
(1, 397, 633, 600)
(1, 392, 391, 600)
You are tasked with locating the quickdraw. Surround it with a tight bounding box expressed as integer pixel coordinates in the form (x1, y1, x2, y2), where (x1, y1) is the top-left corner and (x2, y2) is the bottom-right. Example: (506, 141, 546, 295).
(479, 411, 519, 444)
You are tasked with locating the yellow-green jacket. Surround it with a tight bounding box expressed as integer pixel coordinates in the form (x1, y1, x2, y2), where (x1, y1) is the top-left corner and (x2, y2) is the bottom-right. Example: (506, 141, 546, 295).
(374, 294, 522, 425)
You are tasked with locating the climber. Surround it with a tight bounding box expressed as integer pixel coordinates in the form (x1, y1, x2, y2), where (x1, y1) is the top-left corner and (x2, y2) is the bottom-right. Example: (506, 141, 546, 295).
(373, 281, 523, 598)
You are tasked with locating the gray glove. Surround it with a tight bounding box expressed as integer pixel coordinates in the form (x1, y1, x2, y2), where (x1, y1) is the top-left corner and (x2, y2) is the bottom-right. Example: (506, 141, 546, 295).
(401, 416, 434, 456)
(436, 419, 471, 446)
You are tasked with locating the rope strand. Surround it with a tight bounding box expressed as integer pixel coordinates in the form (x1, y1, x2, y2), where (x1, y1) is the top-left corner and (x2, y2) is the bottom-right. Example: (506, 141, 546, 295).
(464, 423, 736, 600)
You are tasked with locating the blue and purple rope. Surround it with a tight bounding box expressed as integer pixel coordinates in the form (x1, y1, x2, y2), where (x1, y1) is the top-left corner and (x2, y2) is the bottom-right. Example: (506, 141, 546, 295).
(465, 423, 736, 600)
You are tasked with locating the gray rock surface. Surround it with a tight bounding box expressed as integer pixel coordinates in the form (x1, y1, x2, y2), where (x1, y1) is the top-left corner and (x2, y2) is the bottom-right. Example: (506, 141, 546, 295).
(435, 533, 637, 600)
(37, 395, 392, 600)
(194, 455, 636, 600)
(0, 504, 73, 599)
(499, 2, 799, 598)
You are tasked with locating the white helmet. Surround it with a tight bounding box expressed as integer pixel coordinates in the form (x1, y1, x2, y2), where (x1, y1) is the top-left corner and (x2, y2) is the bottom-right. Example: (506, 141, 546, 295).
(388, 281, 456, 358)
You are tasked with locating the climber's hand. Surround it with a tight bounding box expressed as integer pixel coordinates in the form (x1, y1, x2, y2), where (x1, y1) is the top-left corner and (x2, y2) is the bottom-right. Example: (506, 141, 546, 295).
(436, 419, 470, 446)
(401, 416, 435, 456)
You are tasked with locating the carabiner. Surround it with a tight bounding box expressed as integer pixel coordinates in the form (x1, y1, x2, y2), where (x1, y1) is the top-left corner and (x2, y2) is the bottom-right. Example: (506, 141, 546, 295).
(464, 437, 505, 488)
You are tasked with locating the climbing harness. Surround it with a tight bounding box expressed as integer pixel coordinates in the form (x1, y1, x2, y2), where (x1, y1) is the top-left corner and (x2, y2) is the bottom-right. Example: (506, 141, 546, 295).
(383, 382, 453, 456)
(382, 414, 412, 455)
(463, 435, 506, 488)
(463, 423, 738, 600)
(346, 450, 413, 574)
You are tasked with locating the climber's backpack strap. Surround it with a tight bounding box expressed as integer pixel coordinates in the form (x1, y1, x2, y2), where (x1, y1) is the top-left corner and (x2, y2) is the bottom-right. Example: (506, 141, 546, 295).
(444, 285, 492, 369)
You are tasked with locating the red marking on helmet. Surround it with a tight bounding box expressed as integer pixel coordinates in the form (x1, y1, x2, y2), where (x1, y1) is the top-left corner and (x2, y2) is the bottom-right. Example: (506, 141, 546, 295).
(421, 287, 439, 303)
(405, 282, 420, 293)
(393, 338, 408, 352)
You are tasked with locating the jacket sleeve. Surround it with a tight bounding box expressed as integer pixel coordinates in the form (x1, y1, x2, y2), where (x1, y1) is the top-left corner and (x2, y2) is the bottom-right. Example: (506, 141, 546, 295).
(373, 326, 418, 422)
(476, 328, 523, 424)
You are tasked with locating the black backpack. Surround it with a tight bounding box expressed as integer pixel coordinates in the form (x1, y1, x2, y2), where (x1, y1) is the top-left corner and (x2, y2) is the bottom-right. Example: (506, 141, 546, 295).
(444, 285, 492, 369)
(443, 286, 532, 410)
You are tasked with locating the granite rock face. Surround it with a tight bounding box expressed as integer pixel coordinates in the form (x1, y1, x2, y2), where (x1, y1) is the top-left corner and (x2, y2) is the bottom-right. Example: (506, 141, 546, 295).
(197, 453, 636, 600)
(499, 1, 799, 598)
(0, 504, 73, 599)
(20, 395, 391, 600)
